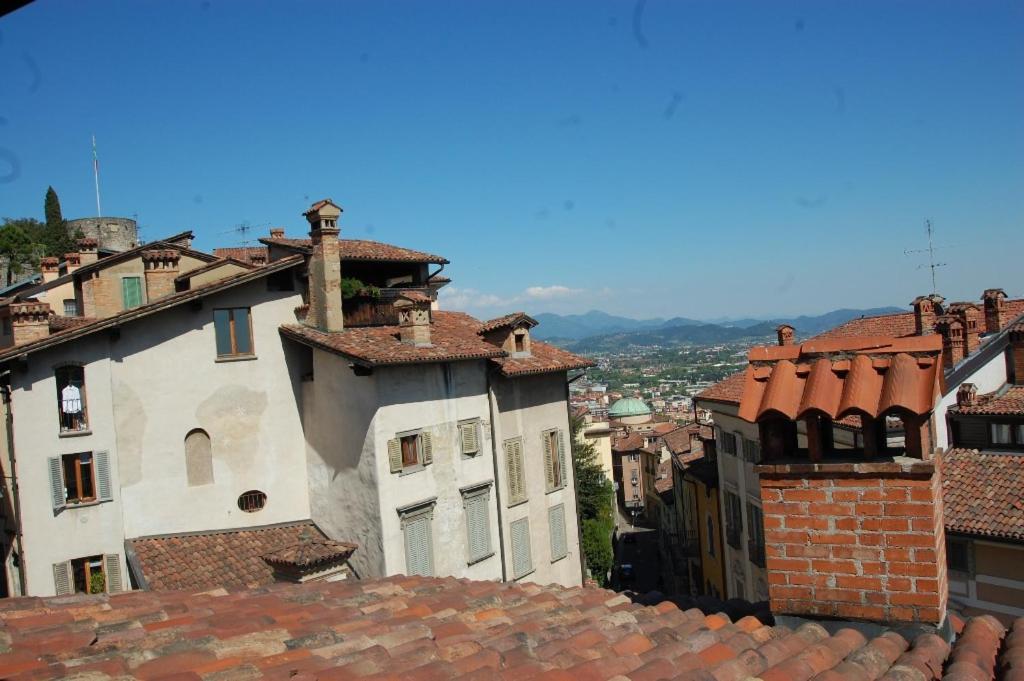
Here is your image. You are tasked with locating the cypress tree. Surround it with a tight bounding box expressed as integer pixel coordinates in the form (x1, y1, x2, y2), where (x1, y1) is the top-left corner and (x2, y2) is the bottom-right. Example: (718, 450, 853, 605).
(42, 186, 74, 256)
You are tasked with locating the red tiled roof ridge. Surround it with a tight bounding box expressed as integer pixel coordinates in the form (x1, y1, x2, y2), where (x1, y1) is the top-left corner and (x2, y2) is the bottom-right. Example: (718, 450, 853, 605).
(478, 311, 538, 334)
(949, 384, 1024, 416)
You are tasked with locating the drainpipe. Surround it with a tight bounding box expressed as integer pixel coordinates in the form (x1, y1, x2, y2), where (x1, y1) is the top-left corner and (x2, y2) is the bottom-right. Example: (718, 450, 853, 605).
(1, 377, 27, 596)
(566, 372, 588, 585)
(485, 370, 508, 583)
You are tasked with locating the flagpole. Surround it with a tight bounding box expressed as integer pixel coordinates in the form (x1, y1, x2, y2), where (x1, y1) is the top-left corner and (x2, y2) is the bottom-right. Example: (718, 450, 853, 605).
(92, 134, 102, 217)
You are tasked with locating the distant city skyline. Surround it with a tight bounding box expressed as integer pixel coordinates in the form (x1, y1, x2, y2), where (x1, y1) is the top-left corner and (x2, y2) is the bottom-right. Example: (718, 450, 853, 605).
(1, 1, 1021, 318)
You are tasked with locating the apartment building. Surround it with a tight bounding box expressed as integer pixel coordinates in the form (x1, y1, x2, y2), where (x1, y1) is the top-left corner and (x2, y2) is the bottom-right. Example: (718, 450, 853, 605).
(0, 198, 592, 597)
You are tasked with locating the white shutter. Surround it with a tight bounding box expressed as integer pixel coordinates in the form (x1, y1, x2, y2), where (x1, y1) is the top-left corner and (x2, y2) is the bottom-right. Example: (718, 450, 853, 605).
(549, 504, 567, 560)
(53, 561, 72, 596)
(460, 422, 479, 456)
(403, 515, 433, 576)
(510, 517, 532, 579)
(388, 439, 402, 473)
(465, 493, 491, 563)
(95, 450, 112, 502)
(543, 431, 555, 491)
(421, 432, 433, 465)
(104, 554, 123, 593)
(556, 430, 568, 490)
(48, 457, 65, 511)
(505, 439, 525, 503)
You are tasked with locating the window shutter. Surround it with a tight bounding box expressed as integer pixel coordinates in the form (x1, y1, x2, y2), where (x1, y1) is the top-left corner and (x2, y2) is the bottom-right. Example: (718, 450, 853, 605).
(465, 494, 491, 563)
(549, 504, 567, 560)
(48, 457, 65, 511)
(505, 439, 524, 503)
(53, 561, 72, 596)
(388, 439, 402, 473)
(95, 450, 113, 501)
(122, 277, 142, 309)
(510, 517, 532, 579)
(557, 430, 567, 489)
(460, 422, 479, 456)
(404, 515, 433, 576)
(104, 554, 123, 593)
(421, 432, 433, 464)
(543, 432, 555, 491)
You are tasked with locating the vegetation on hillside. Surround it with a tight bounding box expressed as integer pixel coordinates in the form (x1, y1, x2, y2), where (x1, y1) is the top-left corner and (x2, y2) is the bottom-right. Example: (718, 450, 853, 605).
(0, 187, 81, 285)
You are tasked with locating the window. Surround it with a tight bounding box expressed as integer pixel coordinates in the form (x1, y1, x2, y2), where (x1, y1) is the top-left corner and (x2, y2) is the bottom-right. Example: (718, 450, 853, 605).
(947, 537, 972, 575)
(54, 555, 123, 595)
(990, 423, 1018, 446)
(237, 490, 267, 512)
(184, 429, 214, 486)
(747, 502, 765, 567)
(402, 506, 434, 577)
(510, 517, 533, 579)
(121, 276, 143, 309)
(504, 438, 526, 504)
(49, 451, 112, 510)
(543, 429, 567, 492)
(63, 299, 78, 317)
(549, 504, 568, 561)
(459, 420, 481, 457)
(55, 365, 88, 432)
(388, 431, 433, 473)
(213, 307, 254, 357)
(742, 437, 760, 464)
(463, 486, 492, 564)
(724, 490, 743, 548)
(718, 430, 737, 456)
(706, 513, 715, 557)
(514, 331, 526, 353)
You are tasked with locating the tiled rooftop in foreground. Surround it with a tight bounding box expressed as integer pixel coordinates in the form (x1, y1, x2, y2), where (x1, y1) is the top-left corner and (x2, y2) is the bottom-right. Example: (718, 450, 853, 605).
(2, 575, 1023, 681)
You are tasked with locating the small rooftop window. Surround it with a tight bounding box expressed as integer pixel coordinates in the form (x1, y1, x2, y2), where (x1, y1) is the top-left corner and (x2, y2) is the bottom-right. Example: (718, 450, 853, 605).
(237, 490, 267, 513)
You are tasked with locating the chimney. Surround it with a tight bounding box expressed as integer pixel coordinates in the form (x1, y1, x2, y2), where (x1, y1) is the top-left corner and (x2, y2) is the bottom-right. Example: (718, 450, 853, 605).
(10, 302, 52, 345)
(956, 383, 978, 408)
(63, 252, 81, 274)
(40, 257, 59, 284)
(269, 227, 285, 239)
(303, 199, 344, 333)
(142, 249, 181, 301)
(982, 288, 1008, 334)
(394, 292, 432, 347)
(935, 315, 965, 369)
(1010, 324, 1024, 386)
(912, 294, 945, 335)
(77, 237, 99, 265)
(948, 303, 981, 356)
(250, 251, 267, 266)
(776, 324, 795, 346)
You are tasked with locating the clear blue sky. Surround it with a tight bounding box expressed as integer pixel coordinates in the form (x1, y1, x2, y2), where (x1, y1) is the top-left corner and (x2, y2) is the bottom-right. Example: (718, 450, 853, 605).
(1, 1, 1021, 319)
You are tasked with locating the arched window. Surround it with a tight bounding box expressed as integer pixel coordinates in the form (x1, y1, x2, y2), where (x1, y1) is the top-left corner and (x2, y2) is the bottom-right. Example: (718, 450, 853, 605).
(184, 429, 213, 486)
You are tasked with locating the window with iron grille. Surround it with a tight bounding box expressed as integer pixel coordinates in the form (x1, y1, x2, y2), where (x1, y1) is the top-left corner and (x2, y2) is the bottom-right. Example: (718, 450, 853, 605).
(237, 490, 267, 512)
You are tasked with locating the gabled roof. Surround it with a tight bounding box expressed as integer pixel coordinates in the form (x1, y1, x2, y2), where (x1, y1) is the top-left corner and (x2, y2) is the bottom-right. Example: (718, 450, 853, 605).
(0, 255, 303, 365)
(943, 448, 1024, 542)
(490, 340, 595, 377)
(478, 312, 538, 334)
(212, 246, 269, 264)
(260, 236, 449, 264)
(173, 257, 253, 284)
(612, 431, 646, 452)
(695, 370, 746, 406)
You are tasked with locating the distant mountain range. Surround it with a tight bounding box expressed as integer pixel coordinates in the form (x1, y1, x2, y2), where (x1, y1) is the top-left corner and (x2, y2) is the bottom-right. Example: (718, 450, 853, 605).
(532, 307, 904, 349)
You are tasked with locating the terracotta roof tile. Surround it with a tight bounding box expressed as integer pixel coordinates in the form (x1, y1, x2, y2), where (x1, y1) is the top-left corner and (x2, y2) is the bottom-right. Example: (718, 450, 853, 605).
(654, 460, 673, 493)
(943, 448, 1024, 542)
(812, 311, 918, 340)
(212, 246, 269, 265)
(478, 312, 538, 333)
(950, 385, 1024, 416)
(613, 432, 646, 452)
(695, 371, 746, 406)
(127, 521, 348, 591)
(261, 236, 449, 264)
(48, 315, 95, 332)
(1, 575, 1017, 680)
(491, 340, 595, 377)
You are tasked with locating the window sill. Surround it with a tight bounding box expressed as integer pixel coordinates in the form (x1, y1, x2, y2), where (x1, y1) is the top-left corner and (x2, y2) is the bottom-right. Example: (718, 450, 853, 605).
(467, 552, 495, 566)
(58, 429, 92, 439)
(512, 568, 536, 581)
(545, 485, 567, 496)
(399, 464, 426, 477)
(215, 354, 257, 363)
(506, 498, 529, 509)
(550, 553, 568, 564)
(58, 498, 107, 511)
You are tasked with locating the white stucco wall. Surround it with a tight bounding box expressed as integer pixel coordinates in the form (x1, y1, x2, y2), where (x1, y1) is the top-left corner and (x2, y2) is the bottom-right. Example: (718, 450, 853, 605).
(934, 353, 1008, 449)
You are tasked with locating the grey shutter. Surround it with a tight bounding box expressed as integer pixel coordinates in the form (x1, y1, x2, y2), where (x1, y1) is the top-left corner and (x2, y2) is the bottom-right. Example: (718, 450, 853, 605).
(549, 504, 567, 560)
(95, 450, 112, 502)
(543, 432, 555, 491)
(556, 430, 567, 489)
(505, 439, 524, 503)
(388, 439, 402, 473)
(510, 517, 532, 579)
(404, 515, 433, 576)
(460, 422, 479, 456)
(53, 561, 72, 596)
(465, 493, 491, 563)
(104, 554, 123, 593)
(421, 432, 433, 465)
(48, 457, 65, 511)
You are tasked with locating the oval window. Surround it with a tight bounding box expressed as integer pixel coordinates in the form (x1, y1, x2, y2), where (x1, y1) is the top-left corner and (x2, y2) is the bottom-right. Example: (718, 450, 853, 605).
(237, 490, 267, 513)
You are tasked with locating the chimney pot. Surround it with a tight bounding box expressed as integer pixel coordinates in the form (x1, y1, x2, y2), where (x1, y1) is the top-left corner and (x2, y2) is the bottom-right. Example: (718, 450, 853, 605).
(40, 257, 59, 283)
(63, 252, 81, 274)
(395, 292, 432, 347)
(270, 227, 285, 239)
(9, 301, 52, 345)
(956, 383, 977, 408)
(776, 324, 795, 346)
(983, 288, 1008, 333)
(76, 237, 99, 265)
(912, 294, 944, 336)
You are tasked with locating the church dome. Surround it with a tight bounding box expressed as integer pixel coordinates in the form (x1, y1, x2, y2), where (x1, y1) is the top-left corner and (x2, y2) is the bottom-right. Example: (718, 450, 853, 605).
(608, 397, 651, 419)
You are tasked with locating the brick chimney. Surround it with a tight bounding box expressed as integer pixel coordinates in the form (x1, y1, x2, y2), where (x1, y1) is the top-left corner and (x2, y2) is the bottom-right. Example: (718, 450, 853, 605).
(250, 251, 267, 266)
(40, 257, 59, 284)
(935, 315, 965, 369)
(77, 237, 99, 266)
(303, 199, 344, 333)
(10, 302, 52, 345)
(776, 324, 795, 346)
(142, 249, 181, 301)
(1010, 324, 1024, 386)
(956, 383, 978, 408)
(63, 252, 81, 274)
(982, 289, 1008, 334)
(947, 303, 981, 356)
(269, 227, 285, 238)
(912, 294, 944, 336)
(395, 292, 432, 347)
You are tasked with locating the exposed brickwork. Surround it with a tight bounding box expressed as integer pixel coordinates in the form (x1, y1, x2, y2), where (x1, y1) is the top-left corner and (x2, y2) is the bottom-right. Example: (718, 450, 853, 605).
(142, 249, 181, 301)
(1011, 324, 1024, 385)
(983, 288, 1009, 333)
(10, 302, 53, 345)
(758, 458, 948, 626)
(304, 200, 345, 333)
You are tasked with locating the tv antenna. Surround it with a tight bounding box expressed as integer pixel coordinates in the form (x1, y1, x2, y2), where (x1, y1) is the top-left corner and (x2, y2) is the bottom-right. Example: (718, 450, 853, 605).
(903, 220, 949, 295)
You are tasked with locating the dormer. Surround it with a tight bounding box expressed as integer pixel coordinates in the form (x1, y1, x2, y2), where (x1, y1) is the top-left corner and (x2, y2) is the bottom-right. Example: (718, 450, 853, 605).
(478, 312, 538, 357)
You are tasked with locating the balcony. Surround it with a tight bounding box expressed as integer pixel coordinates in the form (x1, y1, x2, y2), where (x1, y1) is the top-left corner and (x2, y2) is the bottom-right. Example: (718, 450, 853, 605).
(342, 287, 433, 327)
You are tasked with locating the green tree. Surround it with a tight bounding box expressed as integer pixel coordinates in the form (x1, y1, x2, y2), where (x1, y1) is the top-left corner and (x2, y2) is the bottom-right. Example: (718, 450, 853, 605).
(570, 412, 615, 585)
(42, 186, 75, 256)
(0, 220, 41, 285)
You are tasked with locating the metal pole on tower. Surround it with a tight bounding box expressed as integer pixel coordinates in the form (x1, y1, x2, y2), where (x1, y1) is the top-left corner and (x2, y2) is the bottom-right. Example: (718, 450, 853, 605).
(92, 134, 102, 217)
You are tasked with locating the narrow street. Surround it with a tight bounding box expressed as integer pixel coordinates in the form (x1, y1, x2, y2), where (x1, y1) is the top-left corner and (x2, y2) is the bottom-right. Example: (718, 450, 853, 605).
(611, 511, 662, 595)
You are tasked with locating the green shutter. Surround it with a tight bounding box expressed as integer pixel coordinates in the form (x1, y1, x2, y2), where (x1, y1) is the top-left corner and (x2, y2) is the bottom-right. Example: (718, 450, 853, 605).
(121, 277, 142, 309)
(510, 517, 532, 579)
(549, 504, 567, 561)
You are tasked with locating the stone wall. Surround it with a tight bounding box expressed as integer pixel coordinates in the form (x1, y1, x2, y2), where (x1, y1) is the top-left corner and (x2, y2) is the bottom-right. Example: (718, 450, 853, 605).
(66, 217, 139, 252)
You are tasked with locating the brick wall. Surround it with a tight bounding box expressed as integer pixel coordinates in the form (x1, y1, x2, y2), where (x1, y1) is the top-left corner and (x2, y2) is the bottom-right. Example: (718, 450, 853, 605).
(758, 457, 947, 626)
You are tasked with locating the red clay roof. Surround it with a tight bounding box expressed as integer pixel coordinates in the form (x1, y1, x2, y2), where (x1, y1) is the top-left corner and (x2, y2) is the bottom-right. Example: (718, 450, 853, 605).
(127, 521, 350, 591)
(811, 311, 918, 340)
(261, 236, 449, 264)
(737, 336, 944, 423)
(1, 574, 1018, 681)
(654, 460, 674, 493)
(491, 339, 595, 377)
(950, 385, 1024, 416)
(695, 371, 746, 406)
(943, 448, 1024, 542)
(613, 431, 646, 452)
(478, 312, 538, 333)
(212, 246, 269, 264)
